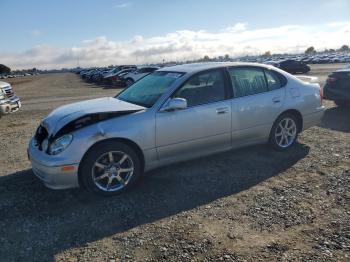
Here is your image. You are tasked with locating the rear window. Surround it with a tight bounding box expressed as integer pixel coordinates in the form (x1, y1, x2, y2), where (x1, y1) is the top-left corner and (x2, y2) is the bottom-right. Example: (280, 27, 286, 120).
(228, 67, 268, 97)
(333, 71, 350, 78)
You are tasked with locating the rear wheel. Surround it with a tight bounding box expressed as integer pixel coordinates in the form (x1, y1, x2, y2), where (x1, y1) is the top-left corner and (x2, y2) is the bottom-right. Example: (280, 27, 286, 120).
(269, 113, 299, 150)
(80, 141, 142, 196)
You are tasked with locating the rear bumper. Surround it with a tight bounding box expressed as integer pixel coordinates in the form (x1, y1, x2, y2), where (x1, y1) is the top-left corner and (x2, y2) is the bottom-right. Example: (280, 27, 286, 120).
(324, 86, 350, 102)
(303, 106, 325, 130)
(0, 96, 21, 115)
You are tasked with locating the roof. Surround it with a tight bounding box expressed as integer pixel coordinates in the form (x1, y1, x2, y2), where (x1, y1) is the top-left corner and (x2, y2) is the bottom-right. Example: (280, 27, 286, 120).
(159, 62, 272, 74)
(335, 69, 350, 73)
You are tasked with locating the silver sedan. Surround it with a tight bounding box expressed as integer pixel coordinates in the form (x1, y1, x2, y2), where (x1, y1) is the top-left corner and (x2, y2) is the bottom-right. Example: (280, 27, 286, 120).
(28, 62, 325, 195)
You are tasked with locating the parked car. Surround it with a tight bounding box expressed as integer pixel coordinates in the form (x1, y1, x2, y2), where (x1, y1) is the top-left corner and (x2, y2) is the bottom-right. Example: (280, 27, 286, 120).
(80, 69, 96, 79)
(90, 69, 111, 82)
(122, 66, 159, 86)
(28, 62, 324, 195)
(101, 67, 123, 79)
(276, 60, 310, 74)
(324, 68, 350, 107)
(102, 68, 136, 87)
(0, 81, 21, 117)
(102, 66, 136, 84)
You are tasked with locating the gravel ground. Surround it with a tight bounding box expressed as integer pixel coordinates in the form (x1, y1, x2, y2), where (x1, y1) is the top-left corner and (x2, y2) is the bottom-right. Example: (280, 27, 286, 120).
(0, 64, 349, 261)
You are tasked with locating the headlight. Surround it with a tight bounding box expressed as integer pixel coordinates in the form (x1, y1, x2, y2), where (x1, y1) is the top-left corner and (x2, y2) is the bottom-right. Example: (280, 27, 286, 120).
(0, 91, 4, 100)
(48, 134, 73, 155)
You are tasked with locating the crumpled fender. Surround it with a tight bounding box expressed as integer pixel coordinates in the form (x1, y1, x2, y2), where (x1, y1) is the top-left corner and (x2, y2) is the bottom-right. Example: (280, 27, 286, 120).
(51, 110, 141, 141)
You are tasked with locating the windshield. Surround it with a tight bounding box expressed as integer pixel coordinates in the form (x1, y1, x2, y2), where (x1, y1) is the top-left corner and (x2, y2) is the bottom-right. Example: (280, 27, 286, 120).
(111, 67, 121, 73)
(116, 71, 183, 108)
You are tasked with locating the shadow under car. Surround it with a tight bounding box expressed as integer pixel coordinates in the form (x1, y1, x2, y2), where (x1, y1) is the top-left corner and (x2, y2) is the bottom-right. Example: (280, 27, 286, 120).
(0, 143, 309, 261)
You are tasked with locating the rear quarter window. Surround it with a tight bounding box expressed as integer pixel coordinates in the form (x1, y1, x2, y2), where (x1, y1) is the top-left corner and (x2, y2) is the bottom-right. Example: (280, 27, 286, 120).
(264, 69, 287, 89)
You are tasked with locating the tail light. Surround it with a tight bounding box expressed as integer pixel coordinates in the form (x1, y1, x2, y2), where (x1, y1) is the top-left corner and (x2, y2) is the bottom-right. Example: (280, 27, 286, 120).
(319, 88, 323, 105)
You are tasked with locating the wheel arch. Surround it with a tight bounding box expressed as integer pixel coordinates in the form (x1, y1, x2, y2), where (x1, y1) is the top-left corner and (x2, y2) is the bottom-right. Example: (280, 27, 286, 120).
(275, 109, 303, 133)
(77, 137, 145, 188)
(125, 77, 134, 82)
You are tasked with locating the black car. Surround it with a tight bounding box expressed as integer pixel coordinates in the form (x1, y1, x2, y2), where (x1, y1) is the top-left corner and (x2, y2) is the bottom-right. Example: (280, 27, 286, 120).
(277, 60, 310, 74)
(324, 68, 350, 107)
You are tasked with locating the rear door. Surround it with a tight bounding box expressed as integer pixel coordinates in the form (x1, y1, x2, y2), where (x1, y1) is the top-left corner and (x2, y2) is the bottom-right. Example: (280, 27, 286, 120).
(227, 67, 286, 146)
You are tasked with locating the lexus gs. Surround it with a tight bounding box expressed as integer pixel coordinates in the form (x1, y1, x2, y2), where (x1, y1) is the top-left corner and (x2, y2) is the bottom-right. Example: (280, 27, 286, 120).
(28, 63, 325, 195)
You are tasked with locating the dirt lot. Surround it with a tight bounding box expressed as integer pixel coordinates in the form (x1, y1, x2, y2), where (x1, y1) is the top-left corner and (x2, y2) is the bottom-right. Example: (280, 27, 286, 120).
(0, 64, 349, 261)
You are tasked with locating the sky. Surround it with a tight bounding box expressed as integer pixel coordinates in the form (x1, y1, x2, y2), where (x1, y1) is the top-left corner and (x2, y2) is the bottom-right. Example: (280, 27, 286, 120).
(1, 0, 350, 69)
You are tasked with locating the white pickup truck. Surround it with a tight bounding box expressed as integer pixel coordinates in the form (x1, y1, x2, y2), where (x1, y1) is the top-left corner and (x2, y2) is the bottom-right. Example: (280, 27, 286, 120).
(0, 81, 21, 117)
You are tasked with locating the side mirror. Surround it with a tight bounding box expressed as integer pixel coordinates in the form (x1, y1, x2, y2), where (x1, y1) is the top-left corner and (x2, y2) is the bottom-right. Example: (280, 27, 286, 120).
(160, 98, 187, 112)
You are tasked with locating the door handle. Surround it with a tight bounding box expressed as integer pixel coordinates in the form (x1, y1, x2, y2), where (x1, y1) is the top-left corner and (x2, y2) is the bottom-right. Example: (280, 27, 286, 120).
(216, 107, 229, 114)
(272, 97, 281, 103)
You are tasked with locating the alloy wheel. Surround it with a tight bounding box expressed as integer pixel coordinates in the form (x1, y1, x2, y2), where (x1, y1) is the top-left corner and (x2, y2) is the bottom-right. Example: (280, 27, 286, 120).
(274, 117, 297, 148)
(92, 151, 134, 192)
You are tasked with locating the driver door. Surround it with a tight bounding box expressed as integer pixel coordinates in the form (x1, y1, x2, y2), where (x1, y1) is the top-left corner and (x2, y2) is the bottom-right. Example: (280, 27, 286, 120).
(155, 69, 232, 161)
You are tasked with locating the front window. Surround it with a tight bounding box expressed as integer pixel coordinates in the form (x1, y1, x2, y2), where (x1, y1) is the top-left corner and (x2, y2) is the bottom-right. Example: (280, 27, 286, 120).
(117, 71, 183, 107)
(174, 69, 226, 107)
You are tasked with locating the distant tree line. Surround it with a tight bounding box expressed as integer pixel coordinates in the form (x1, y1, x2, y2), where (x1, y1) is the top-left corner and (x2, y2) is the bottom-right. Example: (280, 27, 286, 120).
(0, 65, 39, 75)
(304, 44, 349, 54)
(0, 64, 11, 74)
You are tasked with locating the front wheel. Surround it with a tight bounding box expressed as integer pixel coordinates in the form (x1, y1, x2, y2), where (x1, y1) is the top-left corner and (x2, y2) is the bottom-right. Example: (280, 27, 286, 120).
(80, 141, 142, 196)
(269, 114, 299, 150)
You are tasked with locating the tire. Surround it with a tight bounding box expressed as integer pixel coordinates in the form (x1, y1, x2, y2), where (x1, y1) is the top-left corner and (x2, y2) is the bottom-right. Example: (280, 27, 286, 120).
(269, 113, 299, 151)
(125, 79, 134, 87)
(80, 141, 142, 196)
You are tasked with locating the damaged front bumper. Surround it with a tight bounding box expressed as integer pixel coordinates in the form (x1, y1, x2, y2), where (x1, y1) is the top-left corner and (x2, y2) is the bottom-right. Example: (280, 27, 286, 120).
(28, 139, 80, 190)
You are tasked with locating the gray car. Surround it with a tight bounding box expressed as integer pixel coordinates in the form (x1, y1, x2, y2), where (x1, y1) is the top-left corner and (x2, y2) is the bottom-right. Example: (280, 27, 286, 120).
(0, 81, 21, 116)
(28, 62, 325, 195)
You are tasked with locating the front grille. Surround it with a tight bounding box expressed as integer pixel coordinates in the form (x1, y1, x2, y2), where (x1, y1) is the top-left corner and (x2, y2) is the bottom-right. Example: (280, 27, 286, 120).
(3, 87, 14, 98)
(34, 125, 48, 151)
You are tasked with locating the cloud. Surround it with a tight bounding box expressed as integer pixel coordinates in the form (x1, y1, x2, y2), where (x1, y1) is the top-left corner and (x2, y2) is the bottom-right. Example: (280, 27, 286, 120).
(30, 30, 42, 37)
(113, 2, 130, 8)
(2, 22, 350, 69)
(223, 23, 247, 33)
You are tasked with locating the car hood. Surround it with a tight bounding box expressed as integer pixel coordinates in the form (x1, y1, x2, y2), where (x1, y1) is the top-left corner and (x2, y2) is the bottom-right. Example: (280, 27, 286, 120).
(103, 71, 124, 78)
(42, 97, 145, 137)
(0, 81, 10, 88)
